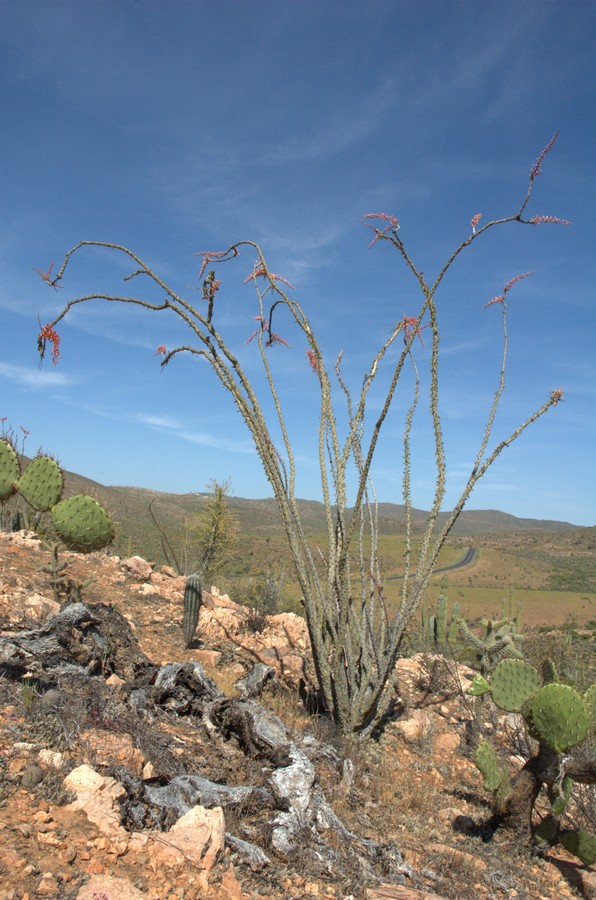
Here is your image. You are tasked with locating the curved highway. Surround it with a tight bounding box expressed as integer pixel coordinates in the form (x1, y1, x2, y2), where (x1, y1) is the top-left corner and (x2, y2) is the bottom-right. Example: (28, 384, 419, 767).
(387, 546, 478, 581)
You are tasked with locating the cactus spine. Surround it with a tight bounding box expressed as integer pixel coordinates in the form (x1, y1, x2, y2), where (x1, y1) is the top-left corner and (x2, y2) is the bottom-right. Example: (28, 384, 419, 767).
(183, 573, 202, 648)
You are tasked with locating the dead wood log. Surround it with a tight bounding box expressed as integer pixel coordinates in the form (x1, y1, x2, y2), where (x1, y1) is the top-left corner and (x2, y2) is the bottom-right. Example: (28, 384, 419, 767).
(206, 697, 292, 766)
(144, 774, 273, 820)
(225, 833, 271, 871)
(233, 662, 275, 699)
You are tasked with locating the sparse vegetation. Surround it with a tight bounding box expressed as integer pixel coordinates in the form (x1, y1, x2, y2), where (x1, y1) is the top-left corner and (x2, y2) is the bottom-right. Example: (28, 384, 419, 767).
(38, 135, 569, 736)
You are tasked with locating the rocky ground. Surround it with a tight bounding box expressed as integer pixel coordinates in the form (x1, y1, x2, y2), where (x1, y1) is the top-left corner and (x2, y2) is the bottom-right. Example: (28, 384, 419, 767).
(0, 530, 594, 900)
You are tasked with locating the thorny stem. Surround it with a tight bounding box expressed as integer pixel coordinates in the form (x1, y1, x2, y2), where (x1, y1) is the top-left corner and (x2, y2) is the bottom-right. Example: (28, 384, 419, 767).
(38, 137, 565, 734)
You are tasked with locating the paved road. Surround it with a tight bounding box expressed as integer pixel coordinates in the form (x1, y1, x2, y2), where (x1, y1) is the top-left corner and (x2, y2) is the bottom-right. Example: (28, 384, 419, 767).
(434, 546, 478, 574)
(387, 546, 478, 580)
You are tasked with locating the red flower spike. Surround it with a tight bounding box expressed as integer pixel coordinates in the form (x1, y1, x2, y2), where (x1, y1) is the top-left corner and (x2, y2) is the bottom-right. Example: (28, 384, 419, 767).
(401, 315, 426, 346)
(243, 264, 294, 289)
(550, 388, 564, 405)
(307, 349, 319, 374)
(503, 272, 533, 293)
(528, 214, 571, 225)
(530, 131, 559, 179)
(484, 272, 533, 309)
(194, 248, 239, 280)
(362, 212, 400, 248)
(38, 324, 61, 365)
(246, 315, 290, 348)
(34, 262, 63, 290)
(470, 213, 482, 233)
(155, 345, 167, 357)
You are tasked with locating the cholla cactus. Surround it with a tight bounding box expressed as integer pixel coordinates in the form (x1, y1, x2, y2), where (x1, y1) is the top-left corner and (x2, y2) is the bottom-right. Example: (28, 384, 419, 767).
(0, 438, 114, 553)
(420, 592, 460, 647)
(459, 617, 525, 677)
(469, 658, 595, 864)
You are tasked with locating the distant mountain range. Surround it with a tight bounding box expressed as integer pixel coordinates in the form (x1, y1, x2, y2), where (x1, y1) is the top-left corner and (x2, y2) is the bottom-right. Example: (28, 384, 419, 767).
(51, 462, 586, 563)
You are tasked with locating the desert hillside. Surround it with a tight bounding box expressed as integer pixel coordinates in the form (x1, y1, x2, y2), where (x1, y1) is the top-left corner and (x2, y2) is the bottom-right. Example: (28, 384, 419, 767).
(0, 531, 594, 899)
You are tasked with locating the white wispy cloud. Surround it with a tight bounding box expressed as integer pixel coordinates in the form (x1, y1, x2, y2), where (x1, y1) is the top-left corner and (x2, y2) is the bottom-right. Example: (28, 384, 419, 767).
(262, 76, 396, 166)
(134, 413, 183, 429)
(0, 361, 73, 388)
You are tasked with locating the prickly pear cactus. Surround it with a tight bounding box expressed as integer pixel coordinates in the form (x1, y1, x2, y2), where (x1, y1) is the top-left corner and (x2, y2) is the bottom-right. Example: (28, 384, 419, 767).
(16, 455, 64, 510)
(475, 740, 507, 792)
(474, 740, 511, 810)
(526, 683, 590, 753)
(489, 658, 542, 712)
(183, 573, 202, 648)
(548, 774, 573, 816)
(0, 439, 19, 500)
(51, 495, 115, 552)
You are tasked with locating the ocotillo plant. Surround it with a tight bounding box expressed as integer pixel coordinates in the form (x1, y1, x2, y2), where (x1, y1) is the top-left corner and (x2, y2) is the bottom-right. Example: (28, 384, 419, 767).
(37, 135, 567, 736)
(469, 659, 595, 864)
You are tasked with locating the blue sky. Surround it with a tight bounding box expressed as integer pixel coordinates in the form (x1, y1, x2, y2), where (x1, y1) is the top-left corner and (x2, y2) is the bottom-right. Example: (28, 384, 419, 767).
(1, 1, 594, 526)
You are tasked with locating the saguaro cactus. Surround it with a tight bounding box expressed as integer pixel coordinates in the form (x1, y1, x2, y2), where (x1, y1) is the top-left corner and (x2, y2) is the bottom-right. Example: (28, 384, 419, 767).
(183, 573, 202, 648)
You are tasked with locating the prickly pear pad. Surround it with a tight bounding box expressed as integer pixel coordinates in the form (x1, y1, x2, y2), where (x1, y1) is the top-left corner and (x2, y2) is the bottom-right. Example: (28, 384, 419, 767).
(51, 494, 114, 552)
(527, 683, 589, 753)
(560, 829, 596, 866)
(16, 456, 64, 510)
(468, 673, 491, 696)
(489, 658, 542, 712)
(0, 439, 19, 500)
(475, 740, 508, 793)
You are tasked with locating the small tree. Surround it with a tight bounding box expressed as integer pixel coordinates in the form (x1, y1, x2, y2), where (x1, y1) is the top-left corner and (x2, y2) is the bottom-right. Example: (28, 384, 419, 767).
(37, 134, 568, 737)
(186, 478, 238, 585)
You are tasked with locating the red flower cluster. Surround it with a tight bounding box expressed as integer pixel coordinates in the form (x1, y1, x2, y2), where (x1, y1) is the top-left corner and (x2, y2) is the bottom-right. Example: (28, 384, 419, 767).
(306, 349, 319, 374)
(243, 265, 294, 289)
(530, 131, 559, 179)
(470, 213, 482, 232)
(38, 324, 61, 365)
(401, 315, 426, 346)
(484, 272, 533, 308)
(195, 247, 239, 280)
(362, 212, 400, 248)
(246, 316, 290, 348)
(529, 214, 571, 225)
(34, 262, 63, 290)
(550, 388, 564, 405)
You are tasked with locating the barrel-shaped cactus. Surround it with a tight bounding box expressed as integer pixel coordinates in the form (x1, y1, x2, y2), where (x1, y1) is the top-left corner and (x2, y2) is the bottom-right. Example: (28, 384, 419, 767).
(51, 495, 115, 552)
(183, 573, 202, 648)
